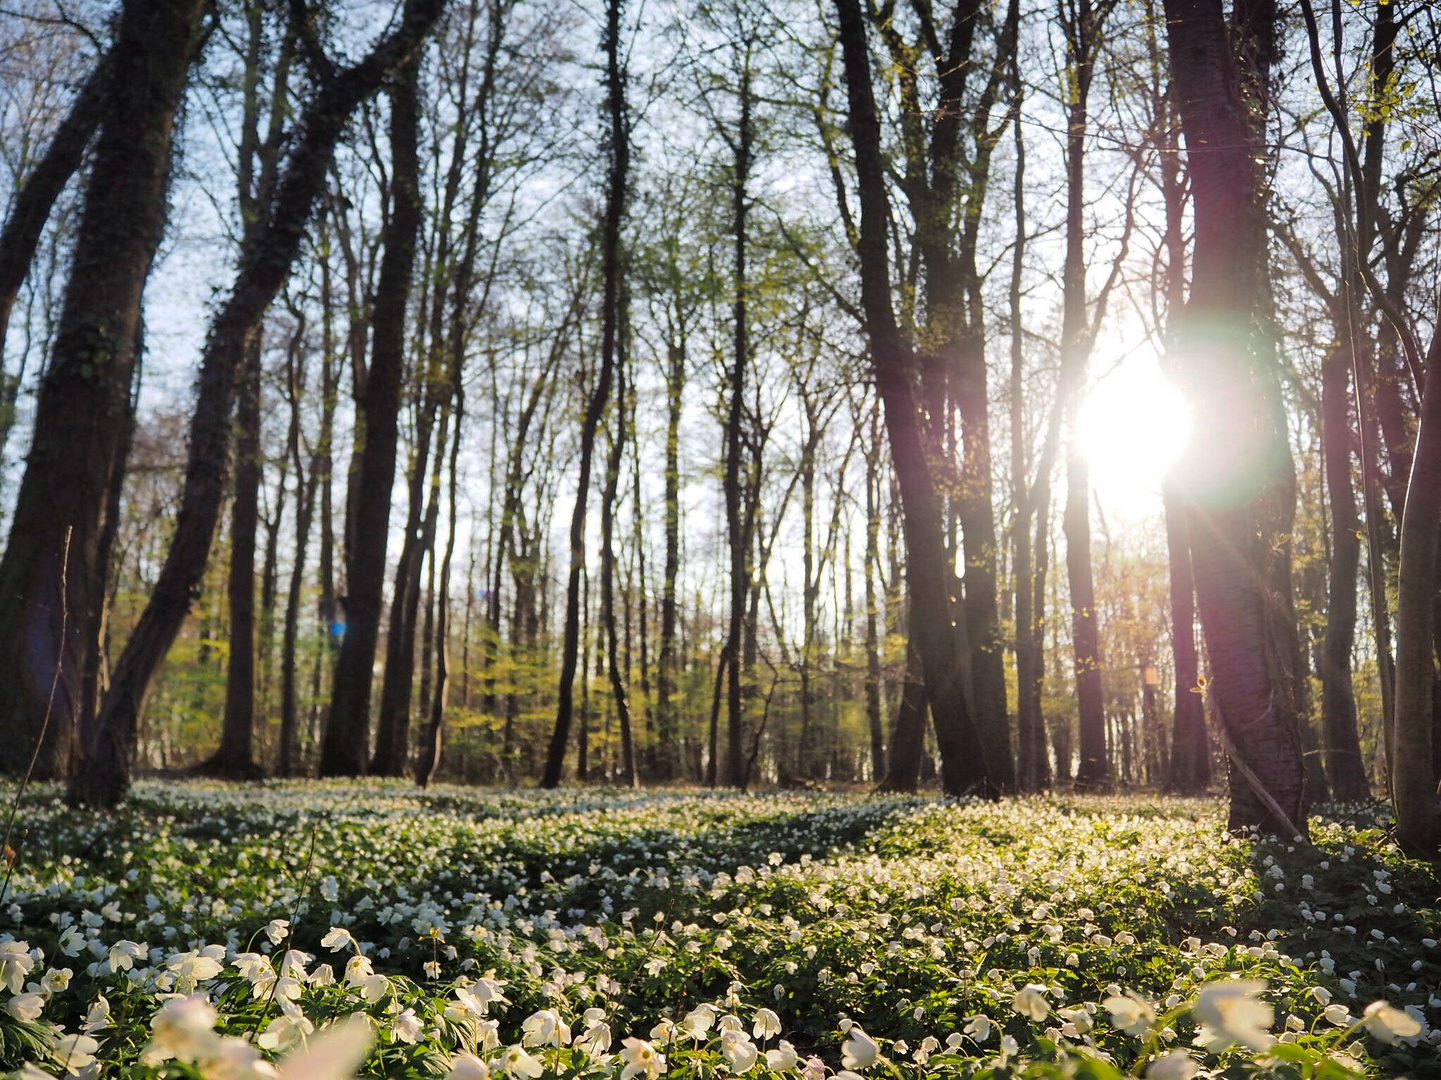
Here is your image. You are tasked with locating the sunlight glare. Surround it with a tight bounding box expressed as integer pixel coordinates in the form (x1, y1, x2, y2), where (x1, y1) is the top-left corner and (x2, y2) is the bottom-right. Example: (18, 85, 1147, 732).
(1076, 349, 1191, 520)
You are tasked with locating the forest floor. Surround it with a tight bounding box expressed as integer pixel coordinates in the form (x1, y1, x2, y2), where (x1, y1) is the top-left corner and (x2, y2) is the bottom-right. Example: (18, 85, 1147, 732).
(2, 784, 1438, 1079)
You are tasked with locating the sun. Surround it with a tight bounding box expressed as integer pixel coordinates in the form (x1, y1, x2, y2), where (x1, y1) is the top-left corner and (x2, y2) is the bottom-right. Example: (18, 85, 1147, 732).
(1076, 346, 1191, 521)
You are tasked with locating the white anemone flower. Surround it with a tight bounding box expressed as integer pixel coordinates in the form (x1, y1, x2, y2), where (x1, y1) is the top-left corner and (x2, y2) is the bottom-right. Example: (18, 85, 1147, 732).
(620, 1038, 665, 1080)
(963, 1015, 992, 1044)
(1011, 984, 1049, 1021)
(143, 995, 219, 1064)
(721, 1030, 759, 1074)
(520, 1008, 570, 1048)
(1361, 1001, 1423, 1044)
(321, 927, 358, 953)
(841, 1026, 879, 1070)
(446, 1053, 490, 1080)
(1193, 980, 1274, 1051)
(499, 1045, 544, 1079)
(265, 920, 290, 946)
(258, 1012, 315, 1053)
(0, 941, 35, 993)
(1104, 993, 1156, 1036)
(7, 992, 44, 1022)
(391, 1008, 423, 1045)
(273, 1016, 373, 1080)
(1145, 1051, 1200, 1080)
(766, 1039, 799, 1070)
(50, 1034, 100, 1074)
(752, 1008, 781, 1041)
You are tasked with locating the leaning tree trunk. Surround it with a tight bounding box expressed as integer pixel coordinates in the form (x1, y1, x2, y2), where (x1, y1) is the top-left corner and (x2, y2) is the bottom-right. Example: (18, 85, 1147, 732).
(540, 0, 628, 788)
(321, 53, 426, 777)
(0, 0, 204, 781)
(601, 312, 638, 788)
(1163, 0, 1307, 836)
(70, 0, 446, 807)
(0, 51, 110, 353)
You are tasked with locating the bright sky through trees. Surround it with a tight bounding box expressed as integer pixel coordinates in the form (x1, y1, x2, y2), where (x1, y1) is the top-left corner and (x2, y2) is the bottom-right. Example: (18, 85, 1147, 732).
(1077, 348, 1190, 521)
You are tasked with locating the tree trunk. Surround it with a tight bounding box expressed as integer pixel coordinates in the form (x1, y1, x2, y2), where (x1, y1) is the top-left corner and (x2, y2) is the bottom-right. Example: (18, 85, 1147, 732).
(1163, 0, 1307, 836)
(540, 0, 628, 788)
(1059, 0, 1108, 791)
(834, 0, 992, 796)
(0, 0, 204, 781)
(417, 384, 464, 787)
(602, 304, 637, 788)
(207, 336, 263, 777)
(1163, 483, 1210, 791)
(321, 47, 429, 777)
(1392, 318, 1441, 855)
(656, 338, 684, 780)
(864, 405, 886, 781)
(1319, 339, 1370, 800)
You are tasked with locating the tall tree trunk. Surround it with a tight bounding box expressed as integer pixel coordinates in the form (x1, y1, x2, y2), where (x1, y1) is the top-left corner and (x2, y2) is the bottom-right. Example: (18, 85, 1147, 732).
(656, 338, 684, 780)
(834, 0, 992, 796)
(1319, 339, 1370, 800)
(321, 48, 429, 777)
(864, 404, 886, 781)
(207, 337, 263, 776)
(602, 304, 637, 788)
(1060, 0, 1109, 790)
(540, 0, 628, 788)
(1392, 319, 1441, 854)
(720, 55, 754, 790)
(1163, 0, 1307, 836)
(417, 383, 464, 787)
(0, 0, 204, 781)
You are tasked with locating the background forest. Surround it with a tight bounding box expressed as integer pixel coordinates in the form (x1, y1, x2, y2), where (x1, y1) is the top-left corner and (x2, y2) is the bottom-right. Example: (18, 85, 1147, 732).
(0, 0, 1439, 842)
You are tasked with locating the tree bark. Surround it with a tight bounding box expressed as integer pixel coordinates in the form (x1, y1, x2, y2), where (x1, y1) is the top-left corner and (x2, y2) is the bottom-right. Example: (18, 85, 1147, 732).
(0, 0, 204, 781)
(207, 336, 263, 777)
(1163, 0, 1307, 836)
(601, 303, 637, 788)
(322, 52, 426, 777)
(834, 0, 992, 796)
(1319, 339, 1370, 800)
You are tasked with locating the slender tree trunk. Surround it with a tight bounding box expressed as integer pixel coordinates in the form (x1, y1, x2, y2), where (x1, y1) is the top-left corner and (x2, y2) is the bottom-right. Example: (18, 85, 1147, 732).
(207, 337, 263, 776)
(864, 405, 886, 781)
(1319, 339, 1370, 800)
(1059, 0, 1108, 790)
(602, 305, 637, 788)
(719, 57, 754, 790)
(0, 0, 204, 780)
(1163, 483, 1209, 790)
(417, 384, 464, 787)
(541, 0, 628, 787)
(656, 339, 684, 780)
(322, 49, 428, 777)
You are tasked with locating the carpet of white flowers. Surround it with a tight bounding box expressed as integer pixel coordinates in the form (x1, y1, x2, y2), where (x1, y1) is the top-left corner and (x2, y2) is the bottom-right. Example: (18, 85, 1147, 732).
(0, 783, 1437, 1080)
